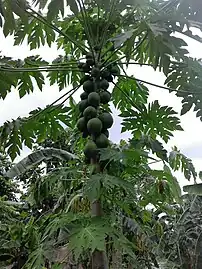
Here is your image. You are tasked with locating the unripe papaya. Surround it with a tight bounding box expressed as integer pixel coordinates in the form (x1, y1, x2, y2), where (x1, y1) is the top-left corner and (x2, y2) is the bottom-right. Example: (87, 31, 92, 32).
(82, 129, 89, 138)
(101, 69, 110, 79)
(110, 65, 120, 75)
(83, 80, 95, 93)
(80, 75, 90, 85)
(100, 79, 109, 90)
(87, 118, 103, 135)
(100, 91, 111, 104)
(91, 67, 100, 78)
(88, 92, 100, 107)
(78, 99, 88, 112)
(82, 63, 91, 72)
(80, 91, 88, 100)
(99, 112, 113, 129)
(86, 52, 93, 59)
(83, 106, 97, 120)
(84, 140, 97, 158)
(102, 129, 109, 138)
(105, 75, 113, 82)
(86, 58, 95, 66)
(95, 134, 109, 148)
(77, 117, 86, 132)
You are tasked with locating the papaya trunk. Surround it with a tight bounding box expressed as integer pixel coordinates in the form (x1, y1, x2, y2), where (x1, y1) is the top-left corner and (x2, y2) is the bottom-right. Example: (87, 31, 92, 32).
(111, 248, 122, 269)
(91, 159, 108, 269)
(111, 212, 122, 269)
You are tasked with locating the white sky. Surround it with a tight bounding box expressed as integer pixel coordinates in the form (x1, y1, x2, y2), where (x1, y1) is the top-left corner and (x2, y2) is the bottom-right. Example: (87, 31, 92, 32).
(0, 28, 202, 189)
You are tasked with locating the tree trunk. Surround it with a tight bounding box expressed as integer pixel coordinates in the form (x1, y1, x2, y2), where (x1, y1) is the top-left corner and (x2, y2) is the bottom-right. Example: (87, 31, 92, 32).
(91, 159, 108, 269)
(111, 248, 122, 269)
(127, 263, 133, 269)
(91, 250, 108, 269)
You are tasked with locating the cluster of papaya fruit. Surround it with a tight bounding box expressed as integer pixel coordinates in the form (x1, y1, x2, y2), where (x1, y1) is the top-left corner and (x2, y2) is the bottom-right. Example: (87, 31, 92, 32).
(77, 52, 119, 161)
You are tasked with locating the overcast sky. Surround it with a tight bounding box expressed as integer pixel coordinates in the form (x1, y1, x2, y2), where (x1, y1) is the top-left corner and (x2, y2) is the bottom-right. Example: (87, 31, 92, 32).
(0, 28, 202, 188)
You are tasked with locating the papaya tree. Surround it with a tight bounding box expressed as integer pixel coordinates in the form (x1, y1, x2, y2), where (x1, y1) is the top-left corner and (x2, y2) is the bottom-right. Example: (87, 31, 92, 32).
(0, 131, 196, 269)
(0, 0, 201, 268)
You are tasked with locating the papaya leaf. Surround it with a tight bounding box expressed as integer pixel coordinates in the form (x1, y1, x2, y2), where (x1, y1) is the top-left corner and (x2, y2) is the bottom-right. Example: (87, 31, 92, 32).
(47, 0, 64, 21)
(69, 217, 110, 260)
(99, 147, 144, 164)
(99, 148, 123, 162)
(169, 146, 197, 181)
(42, 212, 81, 240)
(67, 0, 78, 15)
(136, 135, 168, 161)
(151, 167, 182, 203)
(149, 139, 167, 161)
(102, 174, 134, 192)
(110, 30, 134, 49)
(128, 19, 188, 74)
(112, 77, 149, 112)
(121, 100, 183, 142)
(2, 0, 16, 36)
(14, 18, 56, 48)
(0, 105, 74, 160)
(112, 229, 137, 260)
(84, 176, 101, 202)
(163, 164, 182, 203)
(25, 244, 49, 269)
(32, 0, 48, 9)
(165, 58, 202, 121)
(87, 173, 134, 195)
(46, 0, 78, 18)
(162, 0, 202, 25)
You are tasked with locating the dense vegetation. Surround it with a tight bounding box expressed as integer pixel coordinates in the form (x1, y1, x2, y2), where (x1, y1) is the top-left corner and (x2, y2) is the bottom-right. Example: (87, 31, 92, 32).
(0, 0, 202, 268)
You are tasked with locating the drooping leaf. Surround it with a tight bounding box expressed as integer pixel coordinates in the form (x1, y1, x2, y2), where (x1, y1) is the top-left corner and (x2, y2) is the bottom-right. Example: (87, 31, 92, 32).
(165, 58, 202, 121)
(110, 30, 134, 49)
(32, 0, 48, 9)
(134, 135, 168, 161)
(42, 212, 81, 240)
(169, 146, 197, 181)
(25, 245, 46, 269)
(2, 0, 16, 36)
(163, 164, 182, 203)
(47, 0, 64, 21)
(183, 184, 202, 195)
(0, 105, 75, 160)
(150, 166, 182, 203)
(6, 148, 79, 178)
(67, 0, 78, 15)
(112, 228, 137, 260)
